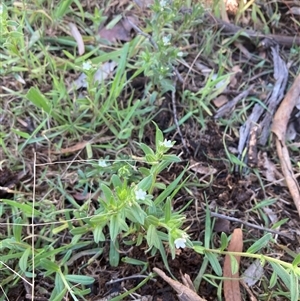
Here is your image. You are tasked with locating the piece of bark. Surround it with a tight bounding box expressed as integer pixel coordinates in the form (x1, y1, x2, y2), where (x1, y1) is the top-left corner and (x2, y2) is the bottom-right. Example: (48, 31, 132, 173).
(259, 45, 288, 145)
(214, 85, 253, 119)
(271, 73, 300, 217)
(237, 44, 288, 169)
(223, 228, 243, 301)
(153, 268, 207, 301)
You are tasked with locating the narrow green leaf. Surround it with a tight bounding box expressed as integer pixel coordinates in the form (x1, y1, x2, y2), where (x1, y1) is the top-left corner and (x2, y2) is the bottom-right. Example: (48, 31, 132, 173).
(26, 87, 51, 114)
(164, 197, 172, 223)
(109, 215, 120, 242)
(116, 215, 129, 232)
(111, 174, 122, 188)
(55, 270, 65, 292)
(204, 204, 211, 249)
(40, 259, 59, 272)
(13, 217, 23, 242)
(146, 215, 160, 227)
(61, 250, 72, 266)
(52, 222, 69, 234)
(121, 257, 148, 266)
(70, 225, 89, 236)
(127, 203, 146, 224)
(54, 0, 74, 19)
(62, 49, 75, 60)
(109, 42, 129, 102)
(292, 253, 300, 267)
(158, 239, 173, 277)
(161, 154, 181, 162)
(269, 262, 290, 290)
(109, 272, 154, 301)
(11, 129, 30, 138)
(193, 256, 209, 292)
(93, 224, 105, 243)
(65, 274, 95, 285)
(109, 240, 120, 267)
(137, 175, 153, 191)
(2, 199, 42, 216)
(146, 224, 160, 249)
(246, 233, 272, 254)
(193, 245, 205, 255)
(101, 183, 113, 201)
(269, 270, 277, 288)
(105, 15, 123, 29)
(51, 288, 67, 301)
(205, 252, 222, 276)
(220, 232, 228, 251)
(229, 254, 239, 275)
(139, 143, 155, 156)
(155, 169, 185, 206)
(154, 123, 164, 150)
(271, 218, 289, 229)
(145, 154, 158, 164)
(19, 248, 31, 272)
(290, 271, 299, 301)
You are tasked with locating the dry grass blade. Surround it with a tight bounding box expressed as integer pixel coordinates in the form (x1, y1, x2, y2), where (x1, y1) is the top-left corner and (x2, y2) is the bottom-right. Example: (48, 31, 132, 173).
(68, 22, 85, 55)
(271, 73, 300, 217)
(223, 228, 243, 301)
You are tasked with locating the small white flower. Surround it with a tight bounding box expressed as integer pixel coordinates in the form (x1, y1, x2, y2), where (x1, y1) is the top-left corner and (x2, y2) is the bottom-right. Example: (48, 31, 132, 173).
(162, 35, 171, 46)
(135, 189, 147, 201)
(174, 237, 186, 249)
(177, 51, 183, 57)
(161, 139, 173, 148)
(98, 159, 108, 167)
(160, 0, 167, 7)
(82, 61, 92, 71)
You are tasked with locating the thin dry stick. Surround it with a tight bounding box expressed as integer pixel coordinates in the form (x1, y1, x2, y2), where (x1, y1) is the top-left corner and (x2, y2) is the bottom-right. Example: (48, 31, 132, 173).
(210, 212, 292, 239)
(204, 13, 300, 47)
(32, 151, 36, 300)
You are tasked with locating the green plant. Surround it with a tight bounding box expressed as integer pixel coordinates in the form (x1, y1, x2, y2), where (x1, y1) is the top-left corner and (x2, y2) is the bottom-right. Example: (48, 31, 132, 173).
(136, 0, 205, 93)
(71, 124, 190, 269)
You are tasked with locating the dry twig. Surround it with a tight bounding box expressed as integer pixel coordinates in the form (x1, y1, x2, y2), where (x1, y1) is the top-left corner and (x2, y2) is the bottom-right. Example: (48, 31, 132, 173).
(153, 268, 207, 301)
(204, 13, 300, 47)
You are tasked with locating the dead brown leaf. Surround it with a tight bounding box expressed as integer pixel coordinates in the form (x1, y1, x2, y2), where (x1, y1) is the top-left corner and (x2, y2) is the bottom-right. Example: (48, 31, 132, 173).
(257, 151, 284, 185)
(213, 95, 228, 108)
(99, 16, 137, 43)
(229, 65, 243, 88)
(68, 22, 84, 55)
(271, 73, 300, 217)
(223, 228, 243, 301)
(48, 137, 114, 154)
(188, 160, 217, 175)
(225, 0, 239, 15)
(214, 218, 231, 233)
